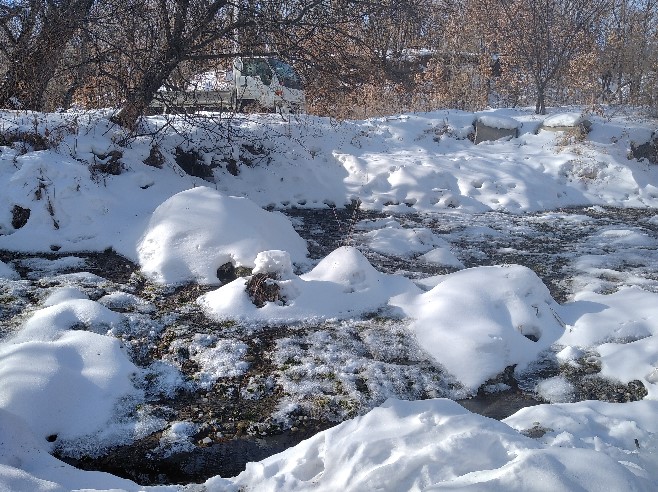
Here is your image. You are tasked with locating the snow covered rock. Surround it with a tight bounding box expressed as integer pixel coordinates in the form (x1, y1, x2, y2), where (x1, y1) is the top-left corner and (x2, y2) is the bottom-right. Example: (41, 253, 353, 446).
(252, 250, 295, 279)
(0, 330, 140, 442)
(137, 187, 308, 285)
(198, 246, 420, 323)
(540, 112, 592, 135)
(474, 114, 520, 144)
(391, 264, 565, 392)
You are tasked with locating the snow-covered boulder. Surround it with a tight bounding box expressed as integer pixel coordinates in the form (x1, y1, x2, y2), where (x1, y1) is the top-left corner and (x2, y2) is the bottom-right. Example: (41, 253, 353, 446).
(198, 246, 420, 323)
(136, 187, 308, 285)
(391, 264, 564, 391)
(539, 112, 592, 134)
(474, 115, 520, 144)
(0, 330, 140, 442)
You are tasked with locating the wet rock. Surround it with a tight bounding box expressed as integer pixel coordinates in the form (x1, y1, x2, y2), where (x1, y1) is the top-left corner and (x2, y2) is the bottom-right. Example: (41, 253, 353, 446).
(630, 131, 658, 164)
(246, 273, 281, 307)
(216, 262, 237, 283)
(174, 147, 214, 181)
(11, 205, 30, 229)
(575, 377, 648, 402)
(143, 145, 165, 168)
(520, 423, 553, 439)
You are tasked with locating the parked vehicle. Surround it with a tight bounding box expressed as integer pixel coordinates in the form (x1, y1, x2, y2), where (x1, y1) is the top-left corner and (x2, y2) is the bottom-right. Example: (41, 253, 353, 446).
(150, 57, 306, 114)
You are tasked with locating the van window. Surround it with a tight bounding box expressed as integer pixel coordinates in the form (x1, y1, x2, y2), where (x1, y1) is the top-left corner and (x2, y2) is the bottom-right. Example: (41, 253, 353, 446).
(242, 58, 273, 85)
(268, 58, 303, 90)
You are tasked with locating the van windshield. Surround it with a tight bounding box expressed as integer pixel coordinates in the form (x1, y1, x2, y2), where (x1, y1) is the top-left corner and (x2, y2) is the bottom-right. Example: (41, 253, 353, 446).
(267, 58, 303, 90)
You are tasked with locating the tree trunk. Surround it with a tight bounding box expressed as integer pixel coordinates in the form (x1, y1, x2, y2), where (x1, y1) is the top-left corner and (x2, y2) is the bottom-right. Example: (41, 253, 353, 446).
(535, 85, 546, 114)
(111, 61, 181, 130)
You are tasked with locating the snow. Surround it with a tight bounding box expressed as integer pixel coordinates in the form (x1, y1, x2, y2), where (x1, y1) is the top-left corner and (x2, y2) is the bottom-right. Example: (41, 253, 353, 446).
(0, 260, 18, 279)
(230, 398, 655, 491)
(10, 298, 124, 343)
(2, 106, 658, 490)
(357, 218, 452, 256)
(137, 186, 308, 285)
(185, 335, 250, 388)
(391, 265, 565, 391)
(0, 329, 139, 442)
(542, 112, 586, 127)
(536, 376, 577, 403)
(252, 249, 295, 278)
(556, 287, 658, 398)
(198, 246, 419, 324)
(476, 114, 520, 130)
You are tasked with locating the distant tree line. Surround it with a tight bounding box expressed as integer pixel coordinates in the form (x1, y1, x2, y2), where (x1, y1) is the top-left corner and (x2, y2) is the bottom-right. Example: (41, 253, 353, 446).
(0, 0, 656, 125)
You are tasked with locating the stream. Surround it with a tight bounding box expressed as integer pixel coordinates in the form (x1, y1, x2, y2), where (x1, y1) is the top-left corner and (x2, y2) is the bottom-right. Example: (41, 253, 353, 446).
(2, 205, 658, 484)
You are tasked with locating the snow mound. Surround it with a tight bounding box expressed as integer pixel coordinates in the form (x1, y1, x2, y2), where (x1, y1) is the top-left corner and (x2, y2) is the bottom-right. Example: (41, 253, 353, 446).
(358, 219, 450, 256)
(0, 260, 19, 279)
(0, 330, 139, 442)
(253, 250, 295, 279)
(504, 399, 658, 479)
(198, 246, 420, 323)
(391, 265, 564, 391)
(137, 187, 308, 285)
(301, 245, 390, 289)
(419, 247, 465, 268)
(558, 287, 658, 398)
(536, 376, 576, 403)
(0, 408, 158, 492)
(43, 286, 88, 306)
(12, 298, 124, 343)
(230, 398, 652, 491)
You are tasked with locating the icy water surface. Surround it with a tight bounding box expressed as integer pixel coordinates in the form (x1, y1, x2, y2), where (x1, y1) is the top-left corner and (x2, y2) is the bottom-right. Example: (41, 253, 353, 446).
(2, 206, 658, 484)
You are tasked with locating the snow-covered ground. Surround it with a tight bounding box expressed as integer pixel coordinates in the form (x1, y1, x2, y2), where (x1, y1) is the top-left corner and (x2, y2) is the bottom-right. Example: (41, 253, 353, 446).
(1, 106, 658, 490)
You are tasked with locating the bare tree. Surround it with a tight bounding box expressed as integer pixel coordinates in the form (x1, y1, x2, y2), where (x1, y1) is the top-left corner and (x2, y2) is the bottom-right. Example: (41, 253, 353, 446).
(600, 0, 658, 106)
(483, 0, 611, 114)
(0, 0, 94, 110)
(98, 0, 368, 129)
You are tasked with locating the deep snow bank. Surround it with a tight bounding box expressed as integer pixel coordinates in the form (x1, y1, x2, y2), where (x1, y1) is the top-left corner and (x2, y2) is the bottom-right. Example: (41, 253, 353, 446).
(2, 107, 658, 261)
(228, 398, 655, 492)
